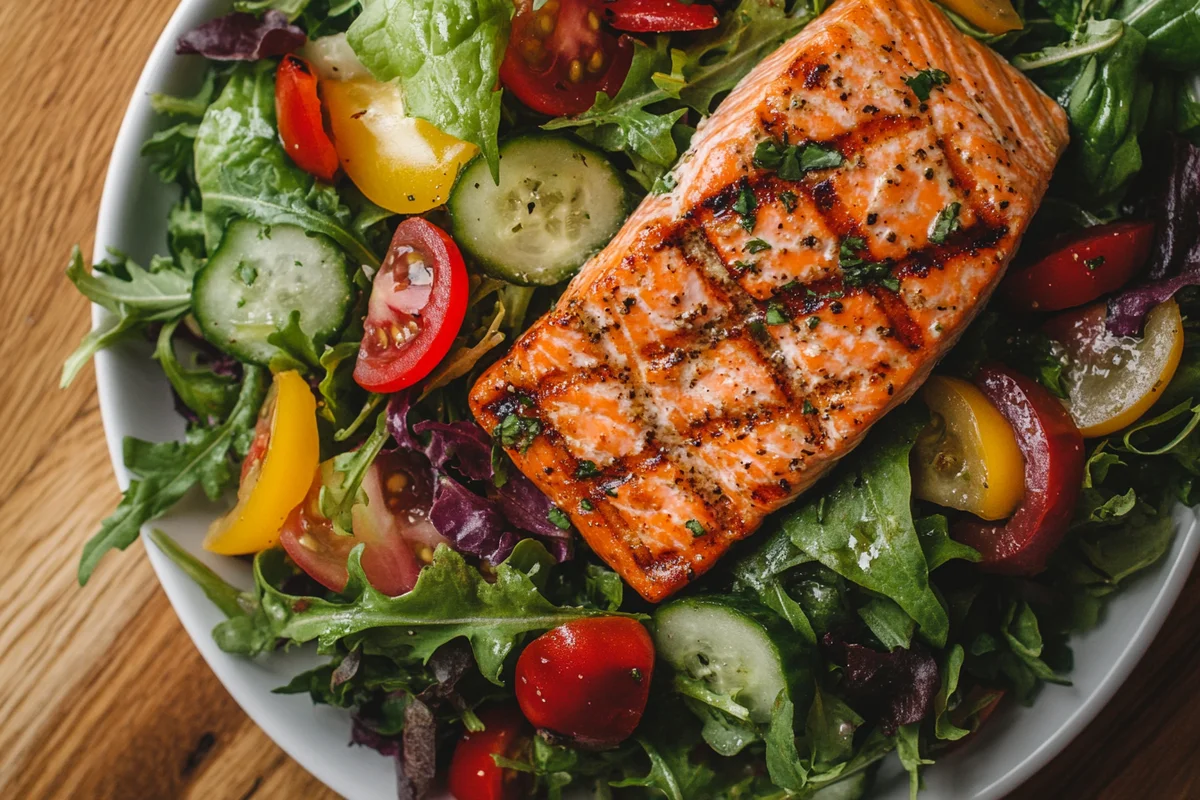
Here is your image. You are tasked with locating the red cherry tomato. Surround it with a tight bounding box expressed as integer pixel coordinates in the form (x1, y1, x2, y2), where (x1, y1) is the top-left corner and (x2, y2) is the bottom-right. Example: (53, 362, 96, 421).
(279, 451, 447, 596)
(602, 0, 720, 32)
(353, 218, 469, 394)
(447, 706, 531, 800)
(500, 0, 633, 116)
(515, 617, 654, 748)
(953, 364, 1085, 575)
(1001, 221, 1155, 312)
(275, 55, 339, 181)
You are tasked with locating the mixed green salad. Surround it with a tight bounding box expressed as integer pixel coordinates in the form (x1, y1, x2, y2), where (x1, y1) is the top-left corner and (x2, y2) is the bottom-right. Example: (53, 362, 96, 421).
(65, 0, 1200, 797)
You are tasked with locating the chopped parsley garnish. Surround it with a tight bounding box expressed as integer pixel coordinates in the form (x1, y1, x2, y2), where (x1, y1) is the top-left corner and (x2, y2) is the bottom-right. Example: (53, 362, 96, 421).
(733, 182, 758, 231)
(779, 191, 799, 213)
(839, 236, 896, 288)
(235, 262, 258, 287)
(803, 399, 817, 414)
(765, 303, 791, 325)
(495, 413, 542, 453)
(733, 259, 758, 272)
(745, 238, 772, 253)
(1085, 255, 1106, 271)
(753, 140, 844, 181)
(651, 171, 678, 195)
(580, 499, 594, 512)
(491, 439, 509, 488)
(685, 519, 707, 537)
(575, 460, 602, 479)
(807, 316, 820, 329)
(904, 68, 951, 102)
(548, 506, 572, 530)
(929, 202, 962, 244)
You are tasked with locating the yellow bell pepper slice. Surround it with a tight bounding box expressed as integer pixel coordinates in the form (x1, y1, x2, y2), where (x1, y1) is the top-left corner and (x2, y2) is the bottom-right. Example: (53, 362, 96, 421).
(938, 0, 1023, 34)
(323, 78, 477, 215)
(204, 370, 320, 555)
(912, 375, 1026, 521)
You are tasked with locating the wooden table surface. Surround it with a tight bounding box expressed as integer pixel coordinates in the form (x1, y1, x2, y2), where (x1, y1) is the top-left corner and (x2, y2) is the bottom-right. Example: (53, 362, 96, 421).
(1, 0, 1197, 798)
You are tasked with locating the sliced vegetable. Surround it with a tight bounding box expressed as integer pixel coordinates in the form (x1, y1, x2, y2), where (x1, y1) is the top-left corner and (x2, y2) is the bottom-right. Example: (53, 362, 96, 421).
(934, 0, 1022, 35)
(448, 136, 629, 285)
(654, 595, 811, 725)
(275, 55, 339, 181)
(193, 219, 352, 365)
(323, 76, 478, 215)
(500, 0, 633, 116)
(953, 364, 1085, 575)
(353, 218, 469, 393)
(204, 370, 319, 555)
(515, 617, 654, 747)
(912, 375, 1025, 521)
(278, 450, 447, 596)
(1044, 299, 1184, 437)
(1001, 221, 1155, 312)
(447, 705, 531, 800)
(603, 0, 721, 33)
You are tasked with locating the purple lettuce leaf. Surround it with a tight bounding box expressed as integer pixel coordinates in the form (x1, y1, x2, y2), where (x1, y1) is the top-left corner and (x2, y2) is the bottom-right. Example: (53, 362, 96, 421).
(351, 698, 437, 800)
(413, 419, 492, 482)
(1107, 137, 1200, 336)
(429, 476, 519, 564)
(824, 635, 940, 734)
(176, 10, 306, 61)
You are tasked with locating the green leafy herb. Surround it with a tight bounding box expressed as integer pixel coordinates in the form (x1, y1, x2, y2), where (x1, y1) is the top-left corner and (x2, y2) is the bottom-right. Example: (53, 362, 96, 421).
(896, 723, 932, 800)
(753, 140, 844, 179)
(77, 366, 268, 585)
(495, 413, 542, 453)
(580, 499, 594, 512)
(548, 507, 572, 530)
(839, 236, 896, 289)
(929, 202, 962, 244)
(802, 398, 817, 415)
(857, 595, 916, 650)
(575, 460, 602, 479)
(319, 411, 391, 535)
(140, 122, 198, 184)
(155, 319, 239, 424)
(215, 541, 627, 684)
(685, 519, 707, 537)
(807, 315, 821, 329)
(347, 0, 512, 177)
(779, 190, 799, 212)
(904, 68, 951, 101)
(765, 303, 791, 325)
(745, 238, 773, 253)
(733, 182, 758, 231)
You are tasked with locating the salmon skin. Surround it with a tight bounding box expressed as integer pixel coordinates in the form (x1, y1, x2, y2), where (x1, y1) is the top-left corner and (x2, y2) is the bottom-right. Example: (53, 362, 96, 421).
(471, 0, 1068, 602)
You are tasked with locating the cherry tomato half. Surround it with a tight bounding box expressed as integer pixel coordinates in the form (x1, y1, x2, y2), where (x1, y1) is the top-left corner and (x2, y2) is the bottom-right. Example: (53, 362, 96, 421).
(953, 364, 1085, 575)
(447, 706, 531, 800)
(353, 218, 469, 394)
(279, 450, 447, 596)
(500, 0, 633, 117)
(275, 55, 340, 181)
(1001, 221, 1155, 312)
(515, 617, 654, 748)
(602, 0, 720, 33)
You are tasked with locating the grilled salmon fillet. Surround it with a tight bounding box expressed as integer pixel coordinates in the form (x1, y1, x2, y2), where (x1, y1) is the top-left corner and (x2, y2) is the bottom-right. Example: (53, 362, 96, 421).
(470, 0, 1069, 602)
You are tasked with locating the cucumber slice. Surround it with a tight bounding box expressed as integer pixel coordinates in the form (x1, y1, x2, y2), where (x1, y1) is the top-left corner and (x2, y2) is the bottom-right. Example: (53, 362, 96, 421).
(194, 220, 352, 364)
(655, 595, 813, 724)
(447, 135, 630, 286)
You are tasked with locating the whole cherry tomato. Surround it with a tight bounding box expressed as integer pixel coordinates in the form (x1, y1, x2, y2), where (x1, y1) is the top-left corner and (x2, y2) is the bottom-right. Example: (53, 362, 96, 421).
(353, 218, 469, 393)
(953, 364, 1085, 575)
(1001, 221, 1155, 312)
(275, 55, 339, 181)
(515, 617, 654, 748)
(447, 706, 530, 800)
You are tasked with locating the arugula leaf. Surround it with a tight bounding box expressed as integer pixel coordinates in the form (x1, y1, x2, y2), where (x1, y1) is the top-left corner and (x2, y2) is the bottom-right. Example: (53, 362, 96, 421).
(780, 405, 949, 647)
(155, 320, 239, 424)
(765, 695, 807, 792)
(895, 723, 932, 800)
(215, 541, 623, 683)
(319, 410, 391, 535)
(147, 528, 249, 618)
(267, 308, 324, 373)
(347, 0, 512, 177)
(806, 684, 863, 771)
(932, 644, 971, 741)
(151, 68, 219, 118)
(78, 366, 268, 585)
(62, 248, 195, 387)
(916, 514, 980, 569)
(194, 61, 378, 266)
(857, 595, 916, 651)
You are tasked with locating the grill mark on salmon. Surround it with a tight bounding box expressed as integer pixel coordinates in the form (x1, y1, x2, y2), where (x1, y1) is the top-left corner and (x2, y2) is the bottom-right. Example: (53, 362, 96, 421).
(472, 0, 1069, 602)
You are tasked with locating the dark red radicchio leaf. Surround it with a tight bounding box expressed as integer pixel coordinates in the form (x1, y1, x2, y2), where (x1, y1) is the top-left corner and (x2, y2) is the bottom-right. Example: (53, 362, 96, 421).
(176, 10, 306, 61)
(1107, 137, 1200, 335)
(351, 699, 437, 800)
(823, 634, 940, 734)
(386, 392, 572, 561)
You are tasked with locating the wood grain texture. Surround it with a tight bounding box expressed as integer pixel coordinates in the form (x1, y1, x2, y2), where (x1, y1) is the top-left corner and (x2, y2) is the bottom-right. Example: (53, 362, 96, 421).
(0, 0, 1193, 798)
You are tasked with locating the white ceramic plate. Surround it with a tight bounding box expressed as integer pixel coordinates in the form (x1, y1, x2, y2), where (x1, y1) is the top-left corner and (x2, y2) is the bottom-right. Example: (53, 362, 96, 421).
(90, 1, 1200, 797)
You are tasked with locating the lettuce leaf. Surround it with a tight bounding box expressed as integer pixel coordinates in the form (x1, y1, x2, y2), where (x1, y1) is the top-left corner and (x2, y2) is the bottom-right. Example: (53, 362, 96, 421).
(347, 0, 512, 177)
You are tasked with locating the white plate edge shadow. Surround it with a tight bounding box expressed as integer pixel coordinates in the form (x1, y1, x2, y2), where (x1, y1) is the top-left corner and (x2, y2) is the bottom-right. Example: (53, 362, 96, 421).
(87, 1, 1200, 798)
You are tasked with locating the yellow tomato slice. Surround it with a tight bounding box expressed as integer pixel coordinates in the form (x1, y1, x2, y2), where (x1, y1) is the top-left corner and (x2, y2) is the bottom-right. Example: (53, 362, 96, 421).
(913, 375, 1026, 521)
(204, 370, 320, 555)
(323, 78, 477, 215)
(1047, 300, 1185, 438)
(938, 0, 1023, 34)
